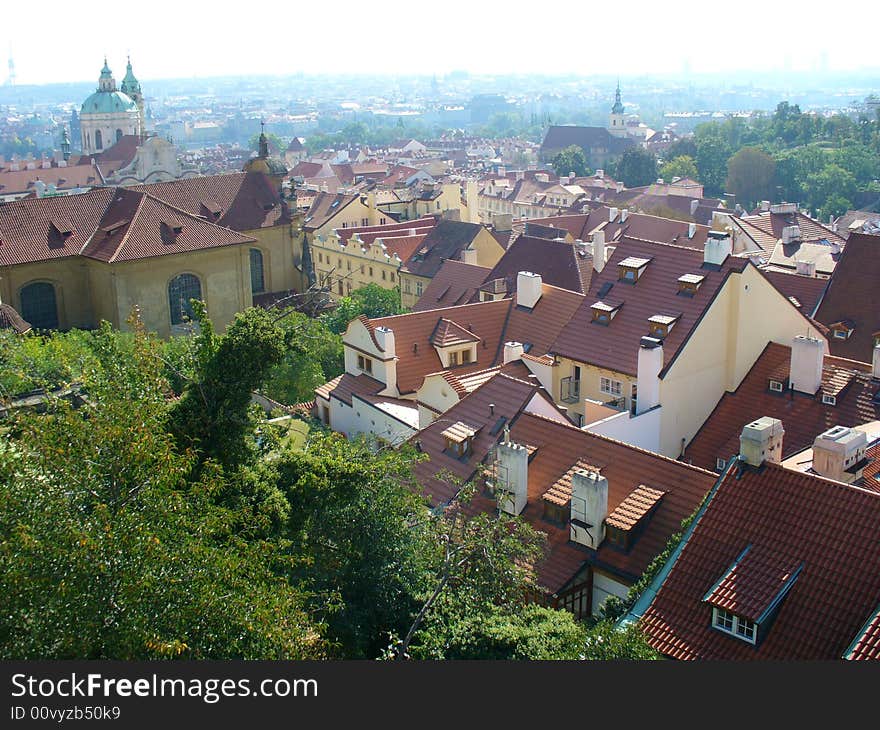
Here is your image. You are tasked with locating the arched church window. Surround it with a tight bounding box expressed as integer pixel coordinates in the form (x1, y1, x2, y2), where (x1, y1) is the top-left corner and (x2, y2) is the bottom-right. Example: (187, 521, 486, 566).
(20, 282, 59, 330)
(168, 273, 202, 326)
(116, 129, 123, 143)
(95, 130, 103, 150)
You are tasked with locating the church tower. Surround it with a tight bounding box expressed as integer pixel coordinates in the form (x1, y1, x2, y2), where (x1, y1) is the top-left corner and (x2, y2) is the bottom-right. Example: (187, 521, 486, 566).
(608, 80, 627, 138)
(121, 56, 145, 138)
(79, 58, 140, 153)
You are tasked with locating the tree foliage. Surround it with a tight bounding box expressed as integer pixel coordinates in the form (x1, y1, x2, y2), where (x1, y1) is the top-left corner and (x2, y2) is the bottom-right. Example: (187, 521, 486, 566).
(551, 145, 591, 178)
(321, 284, 406, 335)
(616, 147, 658, 188)
(658, 155, 698, 183)
(726, 146, 776, 208)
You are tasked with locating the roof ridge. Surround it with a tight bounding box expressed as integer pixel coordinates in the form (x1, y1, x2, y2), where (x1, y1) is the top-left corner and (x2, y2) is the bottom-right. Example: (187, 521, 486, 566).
(140, 191, 257, 240)
(107, 188, 148, 263)
(521, 410, 719, 477)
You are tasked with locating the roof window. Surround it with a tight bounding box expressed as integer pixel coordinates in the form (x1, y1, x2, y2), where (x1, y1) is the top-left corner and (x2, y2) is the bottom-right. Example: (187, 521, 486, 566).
(591, 301, 622, 325)
(648, 313, 680, 339)
(677, 273, 705, 296)
(617, 256, 652, 283)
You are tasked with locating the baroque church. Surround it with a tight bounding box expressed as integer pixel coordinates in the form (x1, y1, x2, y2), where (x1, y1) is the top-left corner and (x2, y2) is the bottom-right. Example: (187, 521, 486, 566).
(80, 58, 144, 154)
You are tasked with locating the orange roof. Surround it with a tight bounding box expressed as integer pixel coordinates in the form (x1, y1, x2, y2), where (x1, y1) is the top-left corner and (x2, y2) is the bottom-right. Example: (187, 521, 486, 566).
(605, 485, 665, 531)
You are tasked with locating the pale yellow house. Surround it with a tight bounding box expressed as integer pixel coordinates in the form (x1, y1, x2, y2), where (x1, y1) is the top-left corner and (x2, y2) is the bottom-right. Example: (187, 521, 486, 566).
(547, 231, 828, 457)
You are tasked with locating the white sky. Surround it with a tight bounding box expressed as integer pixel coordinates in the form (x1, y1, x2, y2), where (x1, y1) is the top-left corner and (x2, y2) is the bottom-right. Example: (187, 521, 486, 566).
(4, 0, 877, 85)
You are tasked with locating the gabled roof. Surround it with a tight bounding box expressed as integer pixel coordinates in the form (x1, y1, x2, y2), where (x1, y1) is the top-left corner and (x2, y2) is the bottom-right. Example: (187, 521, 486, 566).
(430, 318, 481, 347)
(412, 259, 491, 311)
(684, 342, 880, 472)
(482, 235, 593, 295)
(551, 238, 748, 376)
(814, 232, 880, 362)
(760, 269, 829, 316)
(302, 191, 360, 232)
(541, 125, 634, 154)
(337, 216, 437, 244)
(315, 372, 384, 405)
(132, 171, 287, 230)
(401, 219, 487, 279)
(638, 462, 880, 659)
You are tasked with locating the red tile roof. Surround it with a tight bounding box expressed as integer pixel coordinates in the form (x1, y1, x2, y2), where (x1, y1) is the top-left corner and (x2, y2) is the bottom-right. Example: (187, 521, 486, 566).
(760, 269, 828, 316)
(814, 232, 880, 363)
(845, 604, 880, 660)
(639, 462, 880, 659)
(412, 259, 491, 311)
(302, 191, 359, 232)
(551, 239, 748, 376)
(482, 235, 593, 295)
(315, 372, 384, 404)
(684, 343, 880, 472)
(132, 171, 287, 230)
(337, 216, 437, 243)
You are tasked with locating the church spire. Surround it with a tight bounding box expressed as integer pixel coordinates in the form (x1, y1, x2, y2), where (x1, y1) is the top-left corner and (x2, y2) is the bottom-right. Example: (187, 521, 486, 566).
(612, 79, 624, 115)
(258, 120, 269, 158)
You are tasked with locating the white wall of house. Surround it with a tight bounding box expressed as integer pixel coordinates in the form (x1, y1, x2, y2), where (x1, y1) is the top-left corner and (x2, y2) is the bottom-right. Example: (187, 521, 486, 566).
(592, 570, 630, 614)
(584, 406, 662, 453)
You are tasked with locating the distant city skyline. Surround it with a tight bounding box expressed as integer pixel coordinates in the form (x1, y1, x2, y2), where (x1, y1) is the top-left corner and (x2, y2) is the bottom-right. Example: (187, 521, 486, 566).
(4, 0, 877, 87)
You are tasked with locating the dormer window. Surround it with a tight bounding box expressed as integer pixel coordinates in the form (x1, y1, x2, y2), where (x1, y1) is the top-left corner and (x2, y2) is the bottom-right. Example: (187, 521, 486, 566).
(711, 608, 757, 644)
(822, 394, 837, 406)
(829, 321, 855, 340)
(648, 313, 680, 339)
(678, 273, 705, 296)
(617, 256, 651, 283)
(591, 301, 621, 325)
(441, 422, 478, 459)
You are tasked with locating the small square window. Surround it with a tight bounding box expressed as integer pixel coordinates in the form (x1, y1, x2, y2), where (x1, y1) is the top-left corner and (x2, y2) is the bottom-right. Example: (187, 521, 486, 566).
(769, 380, 784, 392)
(822, 394, 836, 405)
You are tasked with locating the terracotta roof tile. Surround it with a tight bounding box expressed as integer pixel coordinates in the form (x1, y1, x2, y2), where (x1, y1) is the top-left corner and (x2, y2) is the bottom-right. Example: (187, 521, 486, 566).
(639, 463, 880, 659)
(315, 372, 384, 404)
(814, 232, 880, 362)
(605, 485, 666, 531)
(685, 343, 880, 472)
(482, 235, 593, 295)
(412, 259, 490, 311)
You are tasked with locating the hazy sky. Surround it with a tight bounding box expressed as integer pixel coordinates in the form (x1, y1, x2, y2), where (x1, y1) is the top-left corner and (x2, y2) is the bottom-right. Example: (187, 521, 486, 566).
(4, 0, 876, 85)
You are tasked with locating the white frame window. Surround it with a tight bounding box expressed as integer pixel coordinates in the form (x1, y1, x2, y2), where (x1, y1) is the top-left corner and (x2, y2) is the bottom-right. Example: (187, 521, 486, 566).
(822, 394, 836, 405)
(357, 354, 373, 374)
(712, 607, 757, 645)
(769, 380, 784, 392)
(600, 377, 623, 397)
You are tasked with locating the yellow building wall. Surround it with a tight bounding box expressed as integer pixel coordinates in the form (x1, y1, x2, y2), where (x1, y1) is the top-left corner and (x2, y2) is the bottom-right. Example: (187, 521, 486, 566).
(241, 220, 307, 295)
(400, 273, 431, 309)
(312, 231, 403, 301)
(659, 265, 828, 458)
(554, 357, 635, 423)
(2, 258, 95, 330)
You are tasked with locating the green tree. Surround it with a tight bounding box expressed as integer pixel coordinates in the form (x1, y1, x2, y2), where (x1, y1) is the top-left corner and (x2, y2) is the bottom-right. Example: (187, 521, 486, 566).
(694, 126, 731, 196)
(616, 147, 658, 188)
(726, 146, 776, 208)
(0, 317, 323, 659)
(804, 164, 857, 217)
(551, 145, 591, 177)
(321, 284, 406, 335)
(658, 155, 698, 183)
(581, 621, 660, 660)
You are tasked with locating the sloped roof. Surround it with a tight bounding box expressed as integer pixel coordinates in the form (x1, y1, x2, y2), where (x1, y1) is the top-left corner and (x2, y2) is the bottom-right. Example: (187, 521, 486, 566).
(541, 125, 634, 154)
(483, 235, 593, 295)
(132, 171, 287, 230)
(814, 232, 880, 362)
(315, 372, 384, 405)
(401, 219, 486, 278)
(639, 462, 880, 659)
(761, 269, 829, 316)
(302, 191, 359, 232)
(684, 342, 880, 472)
(412, 259, 491, 311)
(551, 239, 748, 376)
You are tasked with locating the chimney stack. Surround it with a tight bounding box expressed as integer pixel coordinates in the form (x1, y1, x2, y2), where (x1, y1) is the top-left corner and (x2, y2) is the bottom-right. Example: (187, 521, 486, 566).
(739, 416, 785, 467)
(496, 439, 528, 516)
(503, 341, 524, 364)
(609, 207, 619, 223)
(789, 335, 825, 395)
(812, 426, 868, 484)
(873, 344, 880, 380)
(460, 247, 478, 265)
(636, 336, 663, 414)
(591, 230, 606, 273)
(570, 469, 608, 548)
(516, 271, 543, 309)
(704, 229, 732, 266)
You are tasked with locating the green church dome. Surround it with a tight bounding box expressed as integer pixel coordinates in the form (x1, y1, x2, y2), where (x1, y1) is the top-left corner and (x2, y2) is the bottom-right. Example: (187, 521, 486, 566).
(81, 90, 138, 115)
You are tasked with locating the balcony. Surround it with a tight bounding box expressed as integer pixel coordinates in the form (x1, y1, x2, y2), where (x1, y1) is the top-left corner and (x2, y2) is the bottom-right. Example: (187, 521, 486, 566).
(560, 376, 581, 404)
(603, 395, 627, 412)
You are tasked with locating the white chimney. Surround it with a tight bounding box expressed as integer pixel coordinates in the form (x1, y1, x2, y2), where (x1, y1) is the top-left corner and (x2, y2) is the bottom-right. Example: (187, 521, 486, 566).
(688, 222, 696, 239)
(517, 271, 543, 309)
(374, 326, 397, 394)
(496, 439, 528, 516)
(503, 341, 524, 364)
(609, 207, 619, 223)
(690, 199, 699, 216)
(761, 200, 771, 212)
(596, 168, 604, 179)
(795, 260, 817, 277)
(591, 230, 606, 273)
(620, 208, 629, 223)
(739, 416, 785, 467)
(636, 336, 663, 414)
(790, 335, 824, 395)
(460, 247, 478, 265)
(536, 172, 549, 183)
(812, 425, 868, 484)
(515, 170, 524, 181)
(570, 469, 608, 548)
(498, 166, 506, 177)
(704, 230, 732, 265)
(873, 344, 880, 380)
(782, 225, 802, 245)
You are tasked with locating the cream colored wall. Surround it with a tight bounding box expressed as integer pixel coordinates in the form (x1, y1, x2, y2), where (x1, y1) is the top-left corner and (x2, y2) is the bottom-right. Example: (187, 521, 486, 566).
(416, 372, 462, 422)
(2, 258, 95, 330)
(400, 273, 430, 309)
(310, 198, 375, 240)
(658, 265, 828, 458)
(312, 231, 402, 300)
(554, 357, 635, 421)
(242, 222, 306, 295)
(109, 245, 250, 338)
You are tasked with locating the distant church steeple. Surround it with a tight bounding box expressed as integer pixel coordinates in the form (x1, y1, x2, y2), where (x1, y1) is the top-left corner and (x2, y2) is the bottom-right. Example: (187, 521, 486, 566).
(121, 56, 145, 137)
(258, 120, 269, 158)
(608, 79, 627, 138)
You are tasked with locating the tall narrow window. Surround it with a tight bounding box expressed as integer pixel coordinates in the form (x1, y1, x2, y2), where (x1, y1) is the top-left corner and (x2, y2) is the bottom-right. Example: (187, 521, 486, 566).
(168, 273, 202, 326)
(249, 248, 265, 294)
(20, 282, 59, 330)
(115, 128, 123, 143)
(95, 129, 103, 150)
